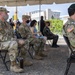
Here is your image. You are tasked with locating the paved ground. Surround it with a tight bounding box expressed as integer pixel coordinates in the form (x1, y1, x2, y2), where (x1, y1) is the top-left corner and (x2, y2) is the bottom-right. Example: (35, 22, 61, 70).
(0, 36, 75, 75)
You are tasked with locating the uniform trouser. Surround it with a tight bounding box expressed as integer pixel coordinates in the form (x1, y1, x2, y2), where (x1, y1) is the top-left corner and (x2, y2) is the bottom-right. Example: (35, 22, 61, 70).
(68, 47, 75, 57)
(38, 38, 45, 51)
(18, 39, 29, 59)
(48, 35, 59, 46)
(18, 38, 45, 58)
(29, 38, 45, 54)
(0, 41, 18, 62)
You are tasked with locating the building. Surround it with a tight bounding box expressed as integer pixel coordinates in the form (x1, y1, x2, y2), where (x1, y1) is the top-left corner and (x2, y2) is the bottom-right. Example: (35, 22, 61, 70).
(52, 10, 60, 19)
(60, 15, 69, 24)
(25, 9, 60, 21)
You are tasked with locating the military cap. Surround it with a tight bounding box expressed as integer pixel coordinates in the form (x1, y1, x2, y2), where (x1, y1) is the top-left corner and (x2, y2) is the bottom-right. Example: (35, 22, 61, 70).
(0, 7, 9, 13)
(68, 4, 75, 11)
(22, 15, 30, 19)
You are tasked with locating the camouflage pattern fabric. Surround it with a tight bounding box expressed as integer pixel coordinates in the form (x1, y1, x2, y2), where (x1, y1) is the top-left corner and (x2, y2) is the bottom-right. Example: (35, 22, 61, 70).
(18, 39, 29, 59)
(0, 20, 18, 61)
(63, 18, 75, 48)
(18, 24, 45, 53)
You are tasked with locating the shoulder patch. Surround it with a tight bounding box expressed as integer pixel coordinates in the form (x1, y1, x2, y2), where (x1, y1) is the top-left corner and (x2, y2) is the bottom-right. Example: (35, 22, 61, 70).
(67, 25, 74, 32)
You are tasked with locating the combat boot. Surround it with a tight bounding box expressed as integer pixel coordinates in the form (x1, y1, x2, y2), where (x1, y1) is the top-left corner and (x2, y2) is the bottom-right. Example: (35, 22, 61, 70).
(34, 55, 43, 60)
(38, 52, 47, 57)
(24, 60, 33, 66)
(10, 61, 24, 73)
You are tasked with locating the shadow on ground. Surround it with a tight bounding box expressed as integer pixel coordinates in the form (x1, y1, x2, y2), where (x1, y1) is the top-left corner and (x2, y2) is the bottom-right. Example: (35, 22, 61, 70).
(0, 44, 75, 75)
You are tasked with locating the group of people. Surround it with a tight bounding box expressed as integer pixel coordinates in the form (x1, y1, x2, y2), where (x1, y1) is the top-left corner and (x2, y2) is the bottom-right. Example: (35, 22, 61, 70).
(9, 18, 21, 32)
(27, 16, 59, 48)
(39, 16, 59, 48)
(0, 6, 61, 73)
(0, 2, 74, 74)
(0, 7, 48, 73)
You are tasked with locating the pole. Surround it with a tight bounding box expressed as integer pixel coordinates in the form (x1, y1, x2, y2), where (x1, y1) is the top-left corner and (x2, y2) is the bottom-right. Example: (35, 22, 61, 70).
(38, 0, 41, 31)
(15, 0, 17, 29)
(13, 0, 18, 31)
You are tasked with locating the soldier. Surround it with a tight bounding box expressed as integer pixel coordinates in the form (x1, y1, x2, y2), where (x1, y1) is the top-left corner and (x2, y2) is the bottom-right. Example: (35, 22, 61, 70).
(18, 15, 47, 60)
(17, 38, 33, 66)
(0, 7, 23, 72)
(63, 4, 75, 53)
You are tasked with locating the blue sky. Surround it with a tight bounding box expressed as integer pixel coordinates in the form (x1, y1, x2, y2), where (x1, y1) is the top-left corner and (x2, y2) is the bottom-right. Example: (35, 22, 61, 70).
(5, 2, 73, 21)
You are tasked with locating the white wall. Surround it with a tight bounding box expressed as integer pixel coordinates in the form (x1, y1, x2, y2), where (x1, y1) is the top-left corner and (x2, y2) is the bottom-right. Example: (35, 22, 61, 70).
(24, 9, 60, 21)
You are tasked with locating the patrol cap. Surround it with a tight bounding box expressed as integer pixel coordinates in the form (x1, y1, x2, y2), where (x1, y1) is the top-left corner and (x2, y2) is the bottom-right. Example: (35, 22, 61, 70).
(22, 15, 30, 19)
(0, 7, 9, 13)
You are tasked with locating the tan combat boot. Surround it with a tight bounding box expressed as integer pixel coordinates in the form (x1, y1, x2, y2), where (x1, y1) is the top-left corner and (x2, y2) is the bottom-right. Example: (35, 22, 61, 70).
(10, 61, 24, 73)
(34, 55, 43, 60)
(20, 52, 33, 66)
(38, 52, 47, 57)
(24, 60, 33, 66)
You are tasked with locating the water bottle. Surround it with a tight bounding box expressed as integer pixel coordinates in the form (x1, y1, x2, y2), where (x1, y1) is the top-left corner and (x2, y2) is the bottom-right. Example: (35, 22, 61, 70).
(19, 57, 24, 69)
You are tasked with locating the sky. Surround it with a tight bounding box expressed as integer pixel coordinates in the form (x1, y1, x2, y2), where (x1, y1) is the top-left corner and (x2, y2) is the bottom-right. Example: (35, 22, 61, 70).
(4, 2, 74, 21)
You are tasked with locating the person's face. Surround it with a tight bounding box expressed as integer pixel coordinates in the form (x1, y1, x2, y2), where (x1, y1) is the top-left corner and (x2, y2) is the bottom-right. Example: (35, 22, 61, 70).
(1, 12, 8, 21)
(46, 23, 48, 26)
(34, 22, 37, 26)
(22, 18, 27, 23)
(46, 23, 50, 27)
(48, 23, 50, 26)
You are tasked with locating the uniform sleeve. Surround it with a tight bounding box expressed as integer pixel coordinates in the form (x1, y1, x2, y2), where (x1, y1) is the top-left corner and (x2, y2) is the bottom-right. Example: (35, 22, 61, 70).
(7, 22, 15, 37)
(72, 25, 75, 34)
(23, 26, 32, 38)
(63, 23, 68, 37)
(18, 25, 26, 38)
(0, 23, 5, 41)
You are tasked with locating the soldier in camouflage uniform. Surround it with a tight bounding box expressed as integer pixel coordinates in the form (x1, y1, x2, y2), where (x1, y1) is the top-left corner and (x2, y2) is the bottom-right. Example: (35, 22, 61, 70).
(18, 15, 47, 60)
(0, 7, 23, 72)
(17, 38, 33, 66)
(63, 4, 75, 54)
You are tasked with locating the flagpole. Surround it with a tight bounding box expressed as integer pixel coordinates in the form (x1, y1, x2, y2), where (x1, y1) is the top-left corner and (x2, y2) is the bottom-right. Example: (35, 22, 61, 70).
(15, 0, 17, 29)
(39, 0, 41, 32)
(13, 0, 18, 31)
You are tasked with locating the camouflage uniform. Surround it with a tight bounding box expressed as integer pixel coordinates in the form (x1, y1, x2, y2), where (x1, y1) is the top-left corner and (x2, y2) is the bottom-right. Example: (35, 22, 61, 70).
(63, 18, 75, 47)
(18, 23, 45, 57)
(63, 18, 75, 56)
(0, 7, 23, 73)
(18, 39, 29, 59)
(0, 20, 18, 61)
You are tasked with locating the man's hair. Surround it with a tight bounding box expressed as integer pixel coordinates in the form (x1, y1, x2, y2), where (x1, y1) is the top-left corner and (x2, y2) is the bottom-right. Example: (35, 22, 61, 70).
(41, 16, 43, 20)
(68, 4, 75, 16)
